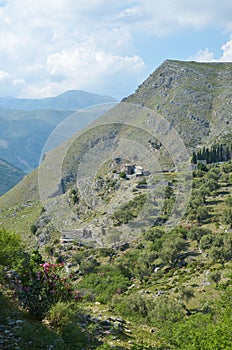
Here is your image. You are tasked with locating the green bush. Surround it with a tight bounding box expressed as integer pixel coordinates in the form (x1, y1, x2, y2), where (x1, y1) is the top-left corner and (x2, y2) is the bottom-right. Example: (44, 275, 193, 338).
(15, 260, 80, 320)
(46, 302, 78, 330)
(113, 292, 184, 327)
(78, 267, 130, 303)
(111, 194, 146, 225)
(16, 321, 64, 349)
(119, 171, 127, 179)
(97, 247, 115, 257)
(158, 287, 232, 349)
(113, 292, 149, 320)
(0, 228, 24, 275)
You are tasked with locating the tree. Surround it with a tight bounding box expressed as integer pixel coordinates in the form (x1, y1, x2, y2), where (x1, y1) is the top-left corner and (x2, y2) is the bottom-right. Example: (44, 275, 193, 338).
(209, 271, 221, 287)
(222, 196, 232, 228)
(148, 295, 184, 327)
(179, 287, 194, 304)
(188, 227, 211, 246)
(144, 227, 164, 243)
(195, 205, 209, 223)
(205, 178, 219, 192)
(0, 228, 24, 274)
(209, 246, 227, 266)
(200, 234, 214, 250)
(193, 186, 210, 203)
(226, 195, 232, 207)
(160, 235, 187, 266)
(222, 208, 232, 228)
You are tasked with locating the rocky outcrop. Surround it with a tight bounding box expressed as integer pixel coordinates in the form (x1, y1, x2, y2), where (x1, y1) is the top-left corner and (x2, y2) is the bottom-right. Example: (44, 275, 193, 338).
(124, 60, 232, 148)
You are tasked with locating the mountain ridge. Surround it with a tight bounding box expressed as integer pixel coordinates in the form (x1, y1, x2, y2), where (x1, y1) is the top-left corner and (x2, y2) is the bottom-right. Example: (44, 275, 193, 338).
(123, 59, 232, 148)
(0, 90, 117, 111)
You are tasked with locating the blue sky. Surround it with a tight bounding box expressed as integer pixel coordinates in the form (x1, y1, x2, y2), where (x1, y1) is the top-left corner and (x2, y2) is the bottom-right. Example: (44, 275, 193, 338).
(0, 0, 232, 100)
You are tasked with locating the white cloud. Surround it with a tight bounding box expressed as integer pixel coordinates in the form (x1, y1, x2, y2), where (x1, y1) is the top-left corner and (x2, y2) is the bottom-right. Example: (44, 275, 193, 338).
(0, 1, 232, 98)
(0, 70, 25, 96)
(116, 0, 232, 35)
(44, 45, 146, 98)
(219, 36, 232, 61)
(192, 35, 232, 63)
(0, 70, 10, 81)
(191, 48, 215, 62)
(0, 0, 149, 98)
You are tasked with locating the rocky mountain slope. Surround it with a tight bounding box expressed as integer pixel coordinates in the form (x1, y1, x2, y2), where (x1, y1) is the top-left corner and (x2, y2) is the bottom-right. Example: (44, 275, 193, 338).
(124, 60, 232, 148)
(0, 60, 231, 244)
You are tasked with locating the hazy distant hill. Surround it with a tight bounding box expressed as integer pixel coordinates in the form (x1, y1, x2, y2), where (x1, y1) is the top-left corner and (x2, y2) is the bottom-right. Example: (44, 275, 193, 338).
(0, 91, 117, 172)
(0, 158, 25, 196)
(0, 109, 74, 172)
(0, 90, 116, 111)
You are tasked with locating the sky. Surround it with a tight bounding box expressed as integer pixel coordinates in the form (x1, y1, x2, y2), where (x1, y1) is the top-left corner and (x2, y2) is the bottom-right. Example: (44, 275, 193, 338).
(0, 0, 232, 100)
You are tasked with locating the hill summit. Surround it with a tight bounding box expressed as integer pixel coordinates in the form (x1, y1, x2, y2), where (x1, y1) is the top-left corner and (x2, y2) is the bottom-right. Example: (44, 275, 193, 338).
(124, 59, 232, 148)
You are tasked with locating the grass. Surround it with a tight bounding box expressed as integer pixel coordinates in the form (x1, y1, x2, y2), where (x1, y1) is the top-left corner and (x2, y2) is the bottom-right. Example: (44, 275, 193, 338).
(0, 204, 42, 244)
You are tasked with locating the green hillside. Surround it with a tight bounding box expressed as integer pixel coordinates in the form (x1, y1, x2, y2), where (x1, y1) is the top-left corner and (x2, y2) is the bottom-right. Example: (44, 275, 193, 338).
(0, 160, 231, 349)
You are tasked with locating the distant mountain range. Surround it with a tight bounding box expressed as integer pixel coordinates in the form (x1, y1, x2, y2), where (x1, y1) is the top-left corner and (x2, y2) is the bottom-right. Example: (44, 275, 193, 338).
(0, 90, 117, 173)
(0, 158, 25, 196)
(0, 90, 116, 111)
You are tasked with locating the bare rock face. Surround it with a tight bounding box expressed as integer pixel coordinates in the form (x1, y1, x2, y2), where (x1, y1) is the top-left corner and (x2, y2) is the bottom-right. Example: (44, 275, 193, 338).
(124, 60, 232, 148)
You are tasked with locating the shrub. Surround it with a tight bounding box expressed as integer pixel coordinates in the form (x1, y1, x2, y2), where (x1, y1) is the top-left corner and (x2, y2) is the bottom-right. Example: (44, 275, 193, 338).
(113, 292, 149, 321)
(78, 267, 130, 303)
(119, 171, 127, 179)
(15, 260, 80, 320)
(148, 296, 184, 327)
(0, 228, 24, 274)
(47, 302, 78, 330)
(111, 194, 146, 225)
(113, 293, 184, 327)
(16, 321, 64, 349)
(200, 234, 214, 250)
(30, 224, 37, 235)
